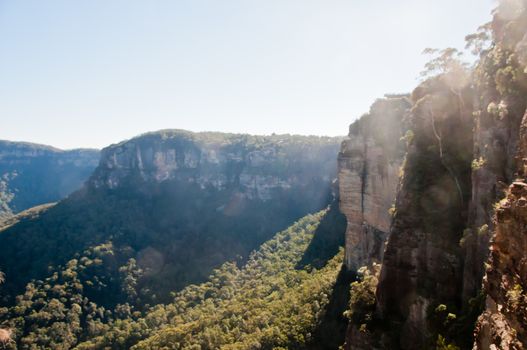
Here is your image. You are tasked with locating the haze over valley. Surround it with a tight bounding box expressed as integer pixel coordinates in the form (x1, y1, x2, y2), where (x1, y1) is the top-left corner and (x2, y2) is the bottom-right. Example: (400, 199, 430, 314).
(1, 1, 527, 350)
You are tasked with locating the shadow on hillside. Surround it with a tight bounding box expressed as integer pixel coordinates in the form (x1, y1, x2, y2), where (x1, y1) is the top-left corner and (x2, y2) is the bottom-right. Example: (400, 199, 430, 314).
(296, 200, 346, 269)
(296, 199, 354, 349)
(307, 264, 355, 349)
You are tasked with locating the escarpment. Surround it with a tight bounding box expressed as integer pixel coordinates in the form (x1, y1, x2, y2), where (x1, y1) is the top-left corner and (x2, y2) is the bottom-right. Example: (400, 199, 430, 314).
(89, 130, 338, 201)
(341, 80, 476, 349)
(342, 1, 527, 348)
(2, 1, 527, 348)
(0, 140, 99, 219)
(338, 96, 410, 272)
(0, 130, 342, 306)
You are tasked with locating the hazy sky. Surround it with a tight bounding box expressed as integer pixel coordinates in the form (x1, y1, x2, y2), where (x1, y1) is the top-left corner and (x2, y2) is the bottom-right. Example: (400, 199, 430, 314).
(0, 0, 495, 149)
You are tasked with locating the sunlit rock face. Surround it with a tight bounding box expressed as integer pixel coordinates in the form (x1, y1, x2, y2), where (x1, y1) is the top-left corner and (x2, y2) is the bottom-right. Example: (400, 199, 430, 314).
(470, 4, 527, 348)
(474, 180, 527, 349)
(338, 95, 410, 272)
(90, 130, 340, 202)
(462, 2, 527, 312)
(0, 140, 99, 218)
(344, 3, 527, 349)
(375, 78, 474, 349)
(473, 109, 527, 350)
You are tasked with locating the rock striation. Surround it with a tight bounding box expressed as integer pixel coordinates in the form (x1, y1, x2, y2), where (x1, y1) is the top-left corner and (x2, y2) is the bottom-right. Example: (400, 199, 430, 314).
(338, 96, 410, 272)
(90, 130, 339, 202)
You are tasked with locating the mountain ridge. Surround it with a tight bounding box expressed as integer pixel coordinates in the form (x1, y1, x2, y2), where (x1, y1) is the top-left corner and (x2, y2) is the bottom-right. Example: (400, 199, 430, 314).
(0, 140, 99, 219)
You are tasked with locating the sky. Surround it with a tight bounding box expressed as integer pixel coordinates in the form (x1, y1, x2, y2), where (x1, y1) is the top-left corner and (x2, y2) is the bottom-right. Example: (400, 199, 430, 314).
(0, 0, 495, 149)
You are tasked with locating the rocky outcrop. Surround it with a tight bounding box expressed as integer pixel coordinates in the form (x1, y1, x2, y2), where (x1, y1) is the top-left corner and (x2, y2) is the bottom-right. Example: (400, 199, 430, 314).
(343, 3, 527, 348)
(90, 130, 340, 202)
(338, 96, 410, 271)
(474, 179, 527, 349)
(462, 1, 527, 302)
(473, 109, 527, 349)
(471, 3, 527, 349)
(375, 76, 474, 349)
(0, 140, 99, 217)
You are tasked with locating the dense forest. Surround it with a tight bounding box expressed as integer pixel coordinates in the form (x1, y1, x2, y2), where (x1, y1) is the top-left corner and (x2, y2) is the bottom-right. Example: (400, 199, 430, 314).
(0, 132, 341, 305)
(0, 211, 347, 349)
(2, 1, 527, 349)
(0, 132, 346, 349)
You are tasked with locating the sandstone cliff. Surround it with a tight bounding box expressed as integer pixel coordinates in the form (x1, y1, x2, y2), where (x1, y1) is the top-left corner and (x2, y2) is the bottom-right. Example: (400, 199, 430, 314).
(471, 2, 527, 348)
(375, 76, 474, 349)
(462, 0, 527, 306)
(0, 140, 99, 219)
(338, 96, 410, 271)
(342, 2, 527, 348)
(472, 3, 527, 341)
(474, 177, 527, 349)
(90, 130, 339, 202)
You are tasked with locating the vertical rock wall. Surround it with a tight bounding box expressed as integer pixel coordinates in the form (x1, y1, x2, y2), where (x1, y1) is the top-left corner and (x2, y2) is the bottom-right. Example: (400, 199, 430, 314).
(343, 2, 527, 348)
(338, 96, 410, 272)
(473, 110, 527, 349)
(0, 140, 99, 218)
(375, 78, 474, 349)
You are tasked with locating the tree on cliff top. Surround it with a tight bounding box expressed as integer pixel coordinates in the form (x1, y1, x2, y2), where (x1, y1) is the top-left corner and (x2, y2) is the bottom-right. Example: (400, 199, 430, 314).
(420, 48, 469, 79)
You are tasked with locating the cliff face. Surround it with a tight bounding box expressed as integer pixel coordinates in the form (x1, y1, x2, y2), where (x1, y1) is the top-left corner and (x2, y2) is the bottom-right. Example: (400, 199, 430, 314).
(375, 77, 474, 349)
(472, 102, 527, 349)
(338, 96, 410, 271)
(472, 2, 527, 348)
(474, 172, 527, 349)
(342, 2, 527, 349)
(461, 104, 514, 302)
(472, 5, 527, 343)
(0, 140, 99, 219)
(462, 1, 527, 304)
(90, 130, 339, 202)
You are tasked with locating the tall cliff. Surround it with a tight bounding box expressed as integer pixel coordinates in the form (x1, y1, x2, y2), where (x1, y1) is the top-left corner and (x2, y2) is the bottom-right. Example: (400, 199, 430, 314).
(0, 140, 99, 220)
(376, 76, 474, 349)
(473, 1, 527, 347)
(89, 130, 338, 201)
(338, 96, 410, 271)
(0, 130, 341, 308)
(462, 0, 527, 305)
(342, 1, 527, 348)
(474, 164, 527, 349)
